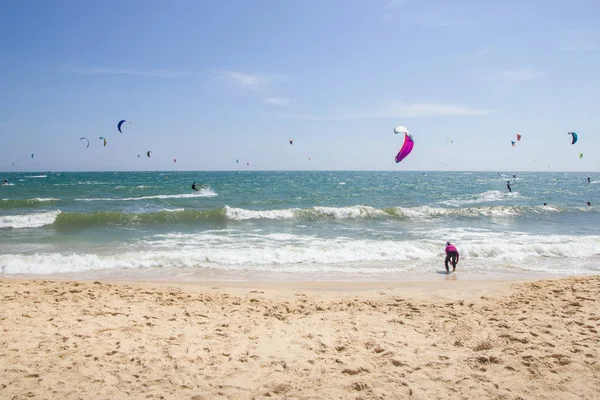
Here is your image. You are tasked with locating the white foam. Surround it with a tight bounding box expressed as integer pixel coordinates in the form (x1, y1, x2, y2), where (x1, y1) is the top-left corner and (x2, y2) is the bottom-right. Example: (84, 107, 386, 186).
(314, 205, 385, 219)
(225, 206, 296, 220)
(25, 175, 47, 178)
(75, 187, 217, 201)
(0, 210, 60, 229)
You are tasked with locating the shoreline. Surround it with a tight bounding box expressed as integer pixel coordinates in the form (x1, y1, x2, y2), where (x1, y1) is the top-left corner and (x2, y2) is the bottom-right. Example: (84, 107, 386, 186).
(2, 275, 599, 398)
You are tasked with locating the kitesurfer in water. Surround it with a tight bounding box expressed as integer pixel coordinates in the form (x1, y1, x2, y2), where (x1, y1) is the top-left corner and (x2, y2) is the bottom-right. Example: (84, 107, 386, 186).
(588, 177, 591, 183)
(2, 179, 7, 185)
(506, 181, 512, 192)
(588, 202, 592, 207)
(191, 182, 199, 191)
(445, 242, 459, 273)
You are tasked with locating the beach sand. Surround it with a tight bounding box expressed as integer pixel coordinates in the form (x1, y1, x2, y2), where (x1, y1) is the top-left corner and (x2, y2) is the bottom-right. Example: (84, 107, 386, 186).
(1, 276, 599, 399)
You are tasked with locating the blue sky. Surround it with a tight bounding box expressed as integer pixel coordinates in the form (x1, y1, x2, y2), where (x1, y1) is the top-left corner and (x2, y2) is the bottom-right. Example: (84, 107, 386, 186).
(1, 0, 599, 172)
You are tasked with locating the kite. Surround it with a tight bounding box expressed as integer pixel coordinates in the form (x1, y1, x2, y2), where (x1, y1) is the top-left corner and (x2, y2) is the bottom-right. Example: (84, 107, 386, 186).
(236, 159, 239, 164)
(79, 137, 89, 148)
(579, 153, 583, 159)
(246, 162, 250, 166)
(447, 136, 453, 144)
(393, 126, 414, 163)
(511, 141, 516, 147)
(173, 158, 177, 163)
(517, 133, 522, 141)
(308, 157, 312, 161)
(147, 151, 152, 158)
(137, 154, 141, 158)
(31, 154, 34, 158)
(117, 120, 130, 133)
(289, 139, 293, 145)
(568, 132, 578, 144)
(99, 137, 107, 146)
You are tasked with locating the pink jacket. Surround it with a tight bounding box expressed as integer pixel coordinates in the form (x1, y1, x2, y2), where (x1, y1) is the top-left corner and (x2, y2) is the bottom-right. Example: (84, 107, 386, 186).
(445, 244, 458, 254)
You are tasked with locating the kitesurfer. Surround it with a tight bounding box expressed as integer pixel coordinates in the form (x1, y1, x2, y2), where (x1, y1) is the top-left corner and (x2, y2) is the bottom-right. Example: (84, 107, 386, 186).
(587, 202, 592, 207)
(506, 181, 512, 192)
(445, 242, 459, 273)
(191, 182, 199, 191)
(2, 179, 7, 185)
(588, 177, 591, 183)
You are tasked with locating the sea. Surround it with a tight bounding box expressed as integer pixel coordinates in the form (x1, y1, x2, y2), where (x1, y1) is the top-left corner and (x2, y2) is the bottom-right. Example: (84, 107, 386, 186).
(1, 171, 599, 281)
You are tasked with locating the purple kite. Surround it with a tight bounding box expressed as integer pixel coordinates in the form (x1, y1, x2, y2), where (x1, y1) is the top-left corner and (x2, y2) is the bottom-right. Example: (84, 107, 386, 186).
(394, 125, 414, 163)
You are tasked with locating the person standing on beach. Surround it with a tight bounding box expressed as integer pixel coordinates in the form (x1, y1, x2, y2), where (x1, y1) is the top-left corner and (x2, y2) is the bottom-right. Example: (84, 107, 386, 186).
(445, 242, 459, 272)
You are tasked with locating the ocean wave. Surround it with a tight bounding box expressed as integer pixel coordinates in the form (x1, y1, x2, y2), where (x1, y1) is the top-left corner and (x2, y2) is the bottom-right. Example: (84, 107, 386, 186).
(2, 233, 600, 275)
(0, 198, 60, 209)
(0, 210, 61, 229)
(0, 204, 580, 230)
(75, 187, 217, 201)
(24, 175, 47, 178)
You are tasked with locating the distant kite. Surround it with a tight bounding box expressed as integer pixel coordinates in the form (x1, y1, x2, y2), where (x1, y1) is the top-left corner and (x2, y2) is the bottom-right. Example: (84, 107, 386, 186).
(79, 137, 90, 148)
(31, 153, 34, 158)
(99, 137, 107, 146)
(568, 132, 578, 144)
(289, 139, 293, 145)
(117, 120, 130, 133)
(447, 136, 453, 144)
(173, 158, 177, 163)
(147, 151, 152, 158)
(511, 141, 516, 147)
(517, 133, 522, 141)
(579, 153, 583, 159)
(394, 126, 414, 163)
(236, 159, 239, 164)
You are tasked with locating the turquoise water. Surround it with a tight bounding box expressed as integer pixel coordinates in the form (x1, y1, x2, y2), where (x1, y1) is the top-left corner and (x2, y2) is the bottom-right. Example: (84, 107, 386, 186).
(1, 171, 599, 280)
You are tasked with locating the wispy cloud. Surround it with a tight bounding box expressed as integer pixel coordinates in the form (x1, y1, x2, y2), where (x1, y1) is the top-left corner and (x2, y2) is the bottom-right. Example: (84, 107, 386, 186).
(412, 10, 464, 28)
(496, 67, 547, 83)
(221, 70, 269, 89)
(558, 30, 599, 52)
(70, 67, 183, 78)
(270, 101, 492, 120)
(478, 67, 547, 84)
(466, 46, 492, 60)
(264, 97, 292, 107)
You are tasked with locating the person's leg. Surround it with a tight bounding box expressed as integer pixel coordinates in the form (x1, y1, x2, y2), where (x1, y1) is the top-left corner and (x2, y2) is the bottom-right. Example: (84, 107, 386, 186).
(445, 254, 451, 271)
(452, 254, 457, 271)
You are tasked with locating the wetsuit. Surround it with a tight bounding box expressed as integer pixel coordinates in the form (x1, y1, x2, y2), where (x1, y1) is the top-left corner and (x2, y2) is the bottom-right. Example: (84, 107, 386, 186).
(191, 183, 198, 191)
(445, 244, 459, 272)
(507, 182, 512, 192)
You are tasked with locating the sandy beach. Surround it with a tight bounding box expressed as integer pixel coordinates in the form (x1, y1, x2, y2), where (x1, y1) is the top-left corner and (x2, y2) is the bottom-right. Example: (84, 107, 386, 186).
(1, 276, 599, 399)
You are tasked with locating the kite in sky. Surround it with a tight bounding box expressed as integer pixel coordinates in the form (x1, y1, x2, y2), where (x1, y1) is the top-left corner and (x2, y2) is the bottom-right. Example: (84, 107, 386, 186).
(99, 137, 107, 146)
(79, 137, 89, 148)
(117, 120, 130, 133)
(393, 126, 414, 163)
(568, 132, 578, 144)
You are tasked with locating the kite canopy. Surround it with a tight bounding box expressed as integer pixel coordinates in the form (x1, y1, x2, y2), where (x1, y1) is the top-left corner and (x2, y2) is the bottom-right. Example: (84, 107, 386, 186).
(394, 125, 409, 135)
(146, 151, 152, 158)
(511, 141, 516, 147)
(517, 133, 522, 141)
(395, 131, 414, 163)
(117, 120, 130, 133)
(79, 137, 89, 148)
(173, 158, 177, 163)
(568, 132, 578, 144)
(31, 154, 34, 158)
(579, 153, 583, 159)
(447, 136, 453, 144)
(236, 159, 239, 164)
(289, 139, 293, 145)
(99, 137, 107, 147)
